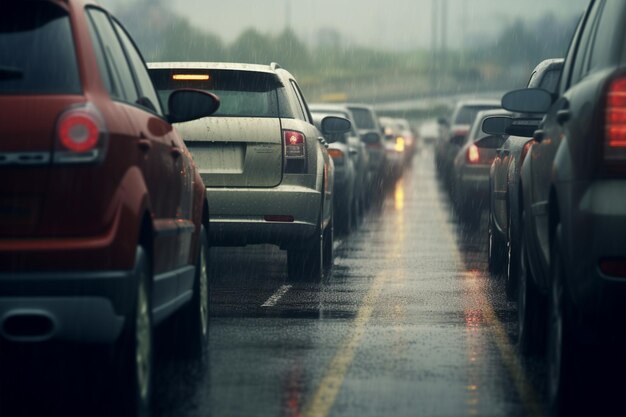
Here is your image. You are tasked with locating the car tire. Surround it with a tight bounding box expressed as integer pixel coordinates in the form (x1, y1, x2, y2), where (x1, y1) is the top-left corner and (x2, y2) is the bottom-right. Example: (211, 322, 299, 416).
(504, 212, 518, 301)
(116, 246, 153, 417)
(177, 225, 209, 362)
(517, 215, 546, 356)
(323, 214, 334, 275)
(487, 213, 506, 275)
(287, 226, 324, 283)
(547, 224, 588, 416)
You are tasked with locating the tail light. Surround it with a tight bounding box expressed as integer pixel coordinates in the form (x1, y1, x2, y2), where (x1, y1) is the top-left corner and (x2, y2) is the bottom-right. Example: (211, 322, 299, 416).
(395, 137, 405, 152)
(599, 258, 626, 277)
(467, 144, 480, 163)
(284, 130, 306, 173)
(605, 76, 626, 161)
(328, 148, 345, 163)
(521, 139, 534, 163)
(54, 103, 107, 164)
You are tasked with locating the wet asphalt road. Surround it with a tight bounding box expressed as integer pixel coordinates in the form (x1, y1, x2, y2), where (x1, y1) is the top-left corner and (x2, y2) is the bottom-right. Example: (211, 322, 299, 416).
(152, 148, 549, 417)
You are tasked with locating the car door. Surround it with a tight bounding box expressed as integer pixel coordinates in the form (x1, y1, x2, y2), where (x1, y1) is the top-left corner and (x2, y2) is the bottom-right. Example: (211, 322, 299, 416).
(87, 9, 182, 299)
(534, 0, 603, 270)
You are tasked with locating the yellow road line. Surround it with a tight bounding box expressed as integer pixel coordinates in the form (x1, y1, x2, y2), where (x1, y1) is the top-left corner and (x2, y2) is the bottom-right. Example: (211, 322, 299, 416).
(301, 274, 387, 417)
(439, 210, 545, 417)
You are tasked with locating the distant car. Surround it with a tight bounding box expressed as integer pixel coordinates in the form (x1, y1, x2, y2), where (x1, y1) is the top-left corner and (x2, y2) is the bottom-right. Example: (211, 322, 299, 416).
(345, 103, 387, 202)
(310, 103, 370, 230)
(379, 116, 405, 182)
(395, 117, 420, 163)
(486, 58, 564, 295)
(149, 62, 350, 282)
(0, 1, 219, 414)
(435, 99, 501, 187)
(497, 1, 626, 411)
(419, 120, 441, 145)
(449, 109, 508, 225)
(311, 110, 361, 235)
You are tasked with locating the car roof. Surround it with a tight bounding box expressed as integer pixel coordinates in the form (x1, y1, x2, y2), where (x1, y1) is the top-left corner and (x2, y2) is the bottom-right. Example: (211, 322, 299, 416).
(455, 99, 501, 108)
(147, 62, 276, 75)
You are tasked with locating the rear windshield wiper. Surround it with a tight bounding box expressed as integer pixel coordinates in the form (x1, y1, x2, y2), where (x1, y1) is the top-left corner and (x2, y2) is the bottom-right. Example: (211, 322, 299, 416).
(0, 66, 23, 80)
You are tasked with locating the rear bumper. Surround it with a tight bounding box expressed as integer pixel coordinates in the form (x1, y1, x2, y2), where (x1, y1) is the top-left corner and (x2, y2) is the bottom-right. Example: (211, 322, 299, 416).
(560, 179, 626, 340)
(0, 268, 134, 344)
(208, 184, 321, 246)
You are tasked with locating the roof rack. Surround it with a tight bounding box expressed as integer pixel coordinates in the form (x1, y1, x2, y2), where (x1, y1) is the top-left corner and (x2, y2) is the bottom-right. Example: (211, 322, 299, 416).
(270, 62, 282, 70)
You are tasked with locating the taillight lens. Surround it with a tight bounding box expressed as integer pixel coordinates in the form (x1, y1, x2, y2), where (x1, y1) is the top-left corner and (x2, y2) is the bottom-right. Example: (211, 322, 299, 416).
(395, 136, 405, 152)
(284, 130, 306, 173)
(328, 148, 345, 162)
(55, 103, 107, 164)
(467, 144, 480, 163)
(605, 77, 626, 160)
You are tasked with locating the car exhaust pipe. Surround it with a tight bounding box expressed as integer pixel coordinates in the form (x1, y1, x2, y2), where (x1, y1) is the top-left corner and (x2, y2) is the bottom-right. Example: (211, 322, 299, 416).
(2, 311, 56, 341)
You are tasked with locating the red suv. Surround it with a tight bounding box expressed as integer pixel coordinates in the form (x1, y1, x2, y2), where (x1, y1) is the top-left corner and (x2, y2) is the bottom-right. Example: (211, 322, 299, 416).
(0, 1, 218, 414)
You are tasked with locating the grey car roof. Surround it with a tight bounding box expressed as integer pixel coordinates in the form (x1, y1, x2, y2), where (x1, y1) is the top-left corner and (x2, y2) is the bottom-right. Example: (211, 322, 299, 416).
(147, 62, 276, 74)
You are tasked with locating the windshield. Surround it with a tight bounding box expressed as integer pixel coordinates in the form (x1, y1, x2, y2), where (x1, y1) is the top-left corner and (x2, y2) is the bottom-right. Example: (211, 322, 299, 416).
(0, 3, 80, 94)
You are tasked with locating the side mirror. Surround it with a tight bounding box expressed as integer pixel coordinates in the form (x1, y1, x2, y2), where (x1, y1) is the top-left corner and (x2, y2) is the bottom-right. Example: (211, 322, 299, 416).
(321, 116, 351, 136)
(167, 89, 220, 124)
(501, 88, 553, 114)
(475, 134, 506, 149)
(437, 117, 449, 127)
(483, 115, 540, 138)
(361, 132, 381, 144)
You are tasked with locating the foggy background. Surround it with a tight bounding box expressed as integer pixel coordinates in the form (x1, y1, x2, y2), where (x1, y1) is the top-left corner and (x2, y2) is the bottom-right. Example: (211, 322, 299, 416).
(100, 0, 588, 113)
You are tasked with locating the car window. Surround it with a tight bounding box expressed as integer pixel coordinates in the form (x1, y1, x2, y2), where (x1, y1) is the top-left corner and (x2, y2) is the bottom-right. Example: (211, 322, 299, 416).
(87, 9, 139, 104)
(568, 0, 603, 86)
(538, 69, 561, 94)
(588, 0, 623, 72)
(0, 2, 80, 94)
(453, 105, 499, 125)
(150, 69, 286, 118)
(289, 80, 309, 122)
(85, 7, 117, 97)
(349, 107, 376, 130)
(112, 20, 162, 114)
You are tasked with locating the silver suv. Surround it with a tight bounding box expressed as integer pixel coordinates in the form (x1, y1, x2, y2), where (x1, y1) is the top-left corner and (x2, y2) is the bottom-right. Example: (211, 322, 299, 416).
(148, 62, 350, 282)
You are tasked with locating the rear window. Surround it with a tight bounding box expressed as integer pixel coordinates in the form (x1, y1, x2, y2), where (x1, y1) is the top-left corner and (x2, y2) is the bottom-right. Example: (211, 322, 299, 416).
(453, 105, 499, 125)
(0, 2, 80, 94)
(349, 107, 376, 130)
(149, 69, 289, 118)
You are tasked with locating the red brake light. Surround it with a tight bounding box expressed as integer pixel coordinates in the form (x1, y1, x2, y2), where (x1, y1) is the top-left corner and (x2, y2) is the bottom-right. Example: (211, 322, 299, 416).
(606, 77, 626, 152)
(467, 144, 480, 163)
(328, 148, 345, 160)
(55, 104, 107, 164)
(284, 130, 306, 158)
(599, 258, 626, 277)
(58, 114, 99, 152)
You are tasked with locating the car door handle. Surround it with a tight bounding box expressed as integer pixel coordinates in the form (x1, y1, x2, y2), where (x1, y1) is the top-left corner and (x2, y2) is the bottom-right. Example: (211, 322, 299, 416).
(556, 109, 571, 125)
(138, 138, 152, 152)
(533, 129, 545, 142)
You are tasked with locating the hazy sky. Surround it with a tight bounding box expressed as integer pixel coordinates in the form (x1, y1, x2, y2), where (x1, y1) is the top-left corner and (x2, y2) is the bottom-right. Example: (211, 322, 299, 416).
(103, 0, 589, 50)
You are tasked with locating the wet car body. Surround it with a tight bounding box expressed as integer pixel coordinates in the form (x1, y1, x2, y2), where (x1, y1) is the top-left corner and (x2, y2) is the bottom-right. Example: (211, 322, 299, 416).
(310, 103, 370, 230)
(379, 116, 405, 182)
(0, 1, 218, 413)
(450, 109, 507, 225)
(149, 62, 344, 282)
(311, 109, 362, 234)
(503, 0, 626, 410)
(487, 58, 564, 292)
(345, 103, 387, 201)
(435, 99, 501, 188)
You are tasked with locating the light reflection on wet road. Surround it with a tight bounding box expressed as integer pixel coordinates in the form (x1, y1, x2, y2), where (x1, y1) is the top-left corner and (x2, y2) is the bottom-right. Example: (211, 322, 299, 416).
(155, 149, 546, 417)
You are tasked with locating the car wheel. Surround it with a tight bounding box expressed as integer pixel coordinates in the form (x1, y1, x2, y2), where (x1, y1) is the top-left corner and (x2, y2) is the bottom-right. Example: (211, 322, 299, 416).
(547, 224, 593, 415)
(517, 215, 546, 356)
(287, 226, 323, 283)
(504, 212, 518, 301)
(323, 214, 334, 275)
(487, 213, 506, 275)
(177, 225, 209, 361)
(351, 195, 360, 231)
(117, 247, 153, 417)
